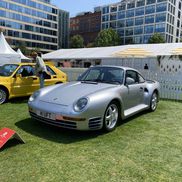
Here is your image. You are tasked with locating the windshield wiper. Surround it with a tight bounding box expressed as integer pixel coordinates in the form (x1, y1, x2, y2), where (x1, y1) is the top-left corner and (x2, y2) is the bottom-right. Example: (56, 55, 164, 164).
(101, 80, 122, 85)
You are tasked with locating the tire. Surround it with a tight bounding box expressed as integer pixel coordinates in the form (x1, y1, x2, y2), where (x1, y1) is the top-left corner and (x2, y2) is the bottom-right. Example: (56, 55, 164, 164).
(0, 88, 8, 104)
(149, 92, 158, 111)
(103, 101, 119, 132)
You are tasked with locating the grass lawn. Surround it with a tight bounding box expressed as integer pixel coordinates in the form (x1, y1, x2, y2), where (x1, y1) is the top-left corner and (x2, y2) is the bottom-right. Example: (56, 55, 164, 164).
(0, 99, 182, 182)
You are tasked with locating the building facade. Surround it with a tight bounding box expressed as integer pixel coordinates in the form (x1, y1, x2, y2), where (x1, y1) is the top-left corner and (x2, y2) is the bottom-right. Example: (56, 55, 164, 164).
(101, 0, 182, 44)
(58, 9, 69, 49)
(70, 9, 101, 46)
(0, 0, 68, 52)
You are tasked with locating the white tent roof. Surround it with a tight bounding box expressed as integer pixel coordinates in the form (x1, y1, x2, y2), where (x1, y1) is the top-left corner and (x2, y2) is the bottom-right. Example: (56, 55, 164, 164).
(0, 32, 18, 55)
(17, 49, 30, 60)
(43, 43, 182, 60)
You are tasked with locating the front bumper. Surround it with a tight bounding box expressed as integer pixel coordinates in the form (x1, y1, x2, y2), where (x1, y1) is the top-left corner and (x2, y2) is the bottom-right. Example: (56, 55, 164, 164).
(28, 105, 103, 131)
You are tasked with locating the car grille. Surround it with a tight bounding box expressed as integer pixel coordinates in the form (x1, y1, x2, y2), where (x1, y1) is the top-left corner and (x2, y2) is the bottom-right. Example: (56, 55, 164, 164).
(30, 112, 77, 129)
(89, 117, 102, 130)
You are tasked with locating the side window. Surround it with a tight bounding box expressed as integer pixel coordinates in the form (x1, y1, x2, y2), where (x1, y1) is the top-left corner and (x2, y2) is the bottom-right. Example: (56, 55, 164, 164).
(126, 70, 138, 84)
(17, 66, 35, 77)
(138, 74, 145, 83)
(46, 66, 56, 75)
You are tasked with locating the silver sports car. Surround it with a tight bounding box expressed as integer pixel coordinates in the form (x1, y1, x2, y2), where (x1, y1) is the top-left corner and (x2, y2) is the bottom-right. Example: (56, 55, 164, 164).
(28, 66, 160, 132)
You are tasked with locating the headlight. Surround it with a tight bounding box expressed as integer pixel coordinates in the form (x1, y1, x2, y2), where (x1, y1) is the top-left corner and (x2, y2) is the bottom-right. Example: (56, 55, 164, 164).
(29, 91, 40, 102)
(74, 98, 88, 112)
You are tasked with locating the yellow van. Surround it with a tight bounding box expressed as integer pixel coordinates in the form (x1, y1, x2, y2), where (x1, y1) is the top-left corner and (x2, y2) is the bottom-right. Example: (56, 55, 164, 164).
(0, 63, 67, 104)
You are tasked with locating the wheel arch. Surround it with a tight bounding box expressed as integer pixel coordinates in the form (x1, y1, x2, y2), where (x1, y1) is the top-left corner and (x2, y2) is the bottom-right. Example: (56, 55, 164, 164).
(0, 85, 9, 99)
(109, 98, 122, 119)
(153, 89, 159, 102)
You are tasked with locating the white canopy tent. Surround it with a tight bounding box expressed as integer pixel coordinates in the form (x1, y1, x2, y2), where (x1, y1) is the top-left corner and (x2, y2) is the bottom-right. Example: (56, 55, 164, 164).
(43, 43, 182, 61)
(0, 32, 21, 66)
(17, 48, 31, 62)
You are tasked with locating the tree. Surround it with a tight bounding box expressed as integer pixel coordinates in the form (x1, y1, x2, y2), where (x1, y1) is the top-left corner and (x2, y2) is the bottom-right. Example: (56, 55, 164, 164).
(148, 33, 165, 44)
(70, 35, 84, 48)
(94, 28, 121, 47)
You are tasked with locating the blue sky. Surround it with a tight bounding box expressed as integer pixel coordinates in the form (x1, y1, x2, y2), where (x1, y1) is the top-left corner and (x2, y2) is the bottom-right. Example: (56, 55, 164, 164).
(52, 0, 119, 17)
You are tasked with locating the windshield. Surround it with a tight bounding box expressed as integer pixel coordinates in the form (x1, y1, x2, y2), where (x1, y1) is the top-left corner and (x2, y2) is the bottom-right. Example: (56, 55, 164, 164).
(78, 67, 124, 84)
(0, 64, 19, 77)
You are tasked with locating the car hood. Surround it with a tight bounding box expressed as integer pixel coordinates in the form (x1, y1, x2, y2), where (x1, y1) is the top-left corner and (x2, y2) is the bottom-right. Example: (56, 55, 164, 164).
(40, 81, 117, 105)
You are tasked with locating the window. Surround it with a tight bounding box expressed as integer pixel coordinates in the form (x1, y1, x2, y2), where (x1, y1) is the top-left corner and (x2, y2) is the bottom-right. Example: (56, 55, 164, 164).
(125, 70, 139, 84)
(102, 15, 109, 22)
(110, 6, 117, 12)
(110, 21, 117, 28)
(145, 5, 155, 14)
(155, 13, 166, 22)
(145, 15, 154, 24)
(46, 66, 56, 75)
(125, 37, 133, 44)
(144, 35, 152, 43)
(137, 0, 145, 7)
(156, 3, 167, 12)
(125, 28, 133, 36)
(135, 7, 144, 16)
(119, 4, 126, 11)
(126, 19, 134, 27)
(118, 11, 125, 19)
(117, 29, 124, 36)
(135, 17, 144, 25)
(17, 66, 35, 77)
(126, 10, 134, 17)
(102, 6, 109, 14)
(110, 14, 117, 21)
(134, 36, 143, 44)
(127, 2, 135, 9)
(144, 25, 154, 33)
(117, 20, 125, 28)
(134, 27, 143, 34)
(146, 0, 156, 5)
(155, 23, 165, 32)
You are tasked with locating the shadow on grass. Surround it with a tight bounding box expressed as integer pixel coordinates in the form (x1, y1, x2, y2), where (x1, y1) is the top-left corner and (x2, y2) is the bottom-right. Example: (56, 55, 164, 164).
(9, 97, 29, 104)
(15, 118, 103, 144)
(15, 110, 150, 144)
(0, 138, 24, 152)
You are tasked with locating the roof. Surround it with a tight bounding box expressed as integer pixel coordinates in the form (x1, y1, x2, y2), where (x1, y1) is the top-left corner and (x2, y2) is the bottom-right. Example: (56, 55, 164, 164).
(43, 43, 182, 60)
(0, 32, 19, 55)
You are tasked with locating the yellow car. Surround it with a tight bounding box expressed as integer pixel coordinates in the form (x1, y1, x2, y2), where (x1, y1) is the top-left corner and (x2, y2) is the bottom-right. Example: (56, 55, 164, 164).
(0, 63, 67, 104)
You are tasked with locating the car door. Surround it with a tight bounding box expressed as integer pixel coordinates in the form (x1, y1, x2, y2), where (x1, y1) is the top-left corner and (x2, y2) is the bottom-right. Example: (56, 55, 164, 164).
(44, 65, 60, 86)
(11, 65, 39, 96)
(122, 70, 145, 109)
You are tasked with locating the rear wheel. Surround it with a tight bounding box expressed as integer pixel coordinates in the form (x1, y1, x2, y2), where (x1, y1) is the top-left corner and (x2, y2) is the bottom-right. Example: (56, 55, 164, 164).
(0, 88, 8, 104)
(103, 101, 119, 132)
(150, 92, 158, 111)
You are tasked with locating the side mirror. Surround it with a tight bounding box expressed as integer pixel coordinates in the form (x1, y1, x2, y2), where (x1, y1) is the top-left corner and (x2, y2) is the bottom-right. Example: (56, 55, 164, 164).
(77, 74, 82, 81)
(125, 77, 135, 85)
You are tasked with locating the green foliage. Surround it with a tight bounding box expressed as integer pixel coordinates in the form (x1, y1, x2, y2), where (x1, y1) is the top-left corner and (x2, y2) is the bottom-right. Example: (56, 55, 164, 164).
(0, 100, 182, 181)
(94, 28, 121, 47)
(148, 33, 165, 44)
(70, 35, 84, 48)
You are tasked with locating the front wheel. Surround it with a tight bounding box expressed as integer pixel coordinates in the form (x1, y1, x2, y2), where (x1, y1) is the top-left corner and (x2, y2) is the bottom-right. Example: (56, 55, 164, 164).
(0, 88, 8, 104)
(103, 102, 119, 132)
(149, 92, 158, 111)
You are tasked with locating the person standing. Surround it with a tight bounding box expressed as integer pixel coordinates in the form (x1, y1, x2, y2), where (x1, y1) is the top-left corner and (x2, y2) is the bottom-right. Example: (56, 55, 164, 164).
(34, 52, 48, 88)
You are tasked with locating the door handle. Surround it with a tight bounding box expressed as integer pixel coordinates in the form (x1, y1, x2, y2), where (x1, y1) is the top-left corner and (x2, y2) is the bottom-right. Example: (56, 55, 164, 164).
(140, 87, 143, 90)
(53, 76, 57, 78)
(33, 77, 38, 80)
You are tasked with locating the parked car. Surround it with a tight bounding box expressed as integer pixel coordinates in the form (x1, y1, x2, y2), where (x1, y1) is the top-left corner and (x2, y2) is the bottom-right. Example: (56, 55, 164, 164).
(0, 63, 67, 104)
(28, 66, 160, 132)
